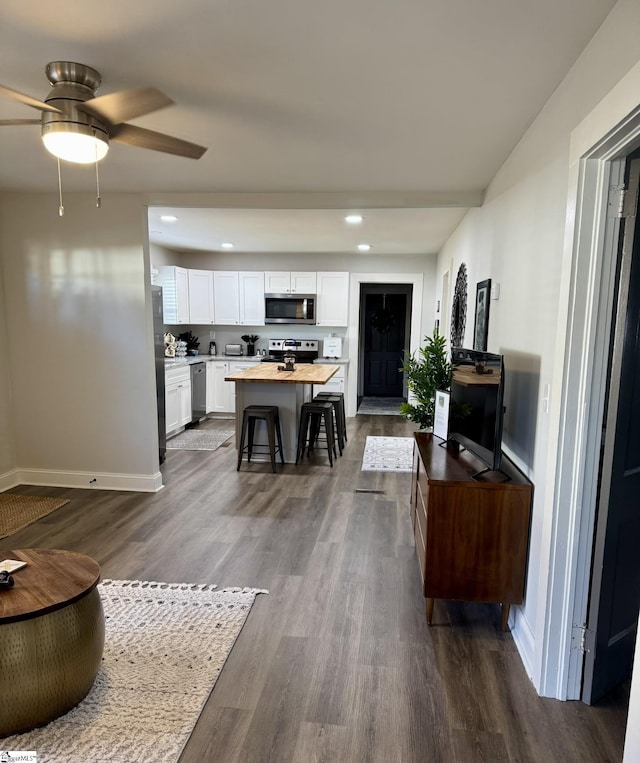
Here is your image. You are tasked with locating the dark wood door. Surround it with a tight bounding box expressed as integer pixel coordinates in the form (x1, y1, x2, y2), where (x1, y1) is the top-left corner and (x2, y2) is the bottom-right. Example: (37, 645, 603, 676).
(363, 293, 406, 396)
(582, 156, 640, 703)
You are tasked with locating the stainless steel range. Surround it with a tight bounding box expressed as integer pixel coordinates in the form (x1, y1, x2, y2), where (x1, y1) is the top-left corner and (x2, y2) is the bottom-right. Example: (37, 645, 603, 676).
(261, 339, 319, 364)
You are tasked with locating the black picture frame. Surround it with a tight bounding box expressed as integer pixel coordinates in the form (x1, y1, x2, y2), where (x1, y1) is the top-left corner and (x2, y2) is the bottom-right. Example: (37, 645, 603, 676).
(473, 279, 491, 351)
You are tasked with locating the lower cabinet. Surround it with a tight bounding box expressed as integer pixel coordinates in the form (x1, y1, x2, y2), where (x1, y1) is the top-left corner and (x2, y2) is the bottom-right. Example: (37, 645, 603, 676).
(165, 366, 192, 434)
(208, 360, 257, 414)
(411, 432, 533, 631)
(313, 364, 346, 396)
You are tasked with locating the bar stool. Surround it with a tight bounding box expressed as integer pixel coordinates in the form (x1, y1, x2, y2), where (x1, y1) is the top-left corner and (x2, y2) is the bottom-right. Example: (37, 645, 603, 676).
(296, 400, 336, 466)
(315, 391, 347, 444)
(312, 394, 344, 455)
(237, 405, 284, 473)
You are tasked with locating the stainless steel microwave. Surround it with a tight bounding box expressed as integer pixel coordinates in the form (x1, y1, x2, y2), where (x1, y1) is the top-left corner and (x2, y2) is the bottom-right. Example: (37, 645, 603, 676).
(264, 293, 316, 324)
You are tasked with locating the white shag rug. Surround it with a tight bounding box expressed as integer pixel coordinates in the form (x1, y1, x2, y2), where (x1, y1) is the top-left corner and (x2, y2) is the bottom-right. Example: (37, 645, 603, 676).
(361, 436, 414, 472)
(167, 428, 234, 451)
(2, 580, 267, 763)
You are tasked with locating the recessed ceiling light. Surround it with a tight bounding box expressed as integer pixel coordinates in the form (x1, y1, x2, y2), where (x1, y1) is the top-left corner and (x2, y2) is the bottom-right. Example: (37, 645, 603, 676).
(221, 242, 234, 249)
(358, 243, 372, 251)
(160, 215, 178, 223)
(345, 214, 363, 224)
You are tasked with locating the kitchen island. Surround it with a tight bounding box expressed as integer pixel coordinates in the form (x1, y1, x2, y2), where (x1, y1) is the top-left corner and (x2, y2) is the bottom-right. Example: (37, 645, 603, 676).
(225, 363, 340, 463)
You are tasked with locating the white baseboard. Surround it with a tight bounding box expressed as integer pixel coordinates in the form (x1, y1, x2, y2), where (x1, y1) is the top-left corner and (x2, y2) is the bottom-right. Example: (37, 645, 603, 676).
(511, 603, 537, 689)
(0, 468, 21, 492)
(0, 467, 163, 493)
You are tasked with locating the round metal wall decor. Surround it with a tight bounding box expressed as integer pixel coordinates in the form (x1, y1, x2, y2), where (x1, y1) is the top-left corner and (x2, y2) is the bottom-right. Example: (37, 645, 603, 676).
(450, 263, 467, 348)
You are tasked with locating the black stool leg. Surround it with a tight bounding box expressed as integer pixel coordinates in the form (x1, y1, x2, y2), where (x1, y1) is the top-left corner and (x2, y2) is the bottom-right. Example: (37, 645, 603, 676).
(274, 411, 285, 464)
(247, 416, 258, 462)
(237, 411, 248, 471)
(266, 415, 277, 473)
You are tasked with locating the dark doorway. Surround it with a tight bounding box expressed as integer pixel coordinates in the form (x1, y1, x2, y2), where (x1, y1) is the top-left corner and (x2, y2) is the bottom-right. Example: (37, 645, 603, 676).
(582, 152, 640, 704)
(360, 285, 411, 398)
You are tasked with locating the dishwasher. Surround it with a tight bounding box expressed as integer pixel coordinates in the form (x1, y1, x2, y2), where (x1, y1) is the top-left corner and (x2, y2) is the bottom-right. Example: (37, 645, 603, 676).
(189, 362, 207, 424)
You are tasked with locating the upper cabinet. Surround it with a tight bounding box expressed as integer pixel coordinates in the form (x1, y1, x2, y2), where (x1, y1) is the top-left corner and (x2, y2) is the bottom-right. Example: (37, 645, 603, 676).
(214, 271, 265, 325)
(156, 266, 190, 325)
(187, 269, 215, 324)
(213, 271, 240, 324)
(316, 272, 349, 326)
(239, 271, 265, 325)
(156, 266, 346, 326)
(265, 271, 317, 294)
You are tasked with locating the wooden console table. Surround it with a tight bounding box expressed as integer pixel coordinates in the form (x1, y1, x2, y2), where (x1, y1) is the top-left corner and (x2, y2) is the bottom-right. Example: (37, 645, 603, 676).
(410, 433, 533, 631)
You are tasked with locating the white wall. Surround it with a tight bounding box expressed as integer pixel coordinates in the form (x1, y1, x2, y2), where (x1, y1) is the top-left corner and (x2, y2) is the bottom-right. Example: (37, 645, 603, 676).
(0, 253, 16, 482)
(0, 192, 161, 492)
(435, 0, 640, 703)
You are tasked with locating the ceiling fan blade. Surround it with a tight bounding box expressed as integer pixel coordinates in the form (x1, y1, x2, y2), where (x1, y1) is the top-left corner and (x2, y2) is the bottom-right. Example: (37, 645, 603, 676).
(111, 123, 207, 159)
(79, 87, 174, 124)
(0, 84, 61, 113)
(0, 118, 41, 126)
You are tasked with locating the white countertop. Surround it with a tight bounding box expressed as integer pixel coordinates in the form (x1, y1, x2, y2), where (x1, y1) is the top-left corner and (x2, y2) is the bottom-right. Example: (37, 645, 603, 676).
(164, 355, 349, 368)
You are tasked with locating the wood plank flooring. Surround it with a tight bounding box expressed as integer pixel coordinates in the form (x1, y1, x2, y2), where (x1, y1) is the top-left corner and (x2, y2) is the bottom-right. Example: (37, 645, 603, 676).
(0, 414, 629, 761)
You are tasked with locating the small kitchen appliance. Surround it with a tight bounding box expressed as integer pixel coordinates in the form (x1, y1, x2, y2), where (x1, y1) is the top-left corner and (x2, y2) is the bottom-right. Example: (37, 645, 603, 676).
(224, 344, 243, 356)
(323, 336, 342, 358)
(262, 339, 319, 364)
(209, 340, 217, 355)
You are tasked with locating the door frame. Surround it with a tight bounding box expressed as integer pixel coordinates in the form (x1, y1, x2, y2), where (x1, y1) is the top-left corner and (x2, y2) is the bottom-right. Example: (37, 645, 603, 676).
(537, 62, 640, 700)
(358, 283, 413, 400)
(347, 273, 423, 418)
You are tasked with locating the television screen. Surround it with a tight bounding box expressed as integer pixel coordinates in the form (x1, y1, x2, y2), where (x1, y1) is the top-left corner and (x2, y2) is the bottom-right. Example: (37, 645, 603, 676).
(449, 348, 505, 474)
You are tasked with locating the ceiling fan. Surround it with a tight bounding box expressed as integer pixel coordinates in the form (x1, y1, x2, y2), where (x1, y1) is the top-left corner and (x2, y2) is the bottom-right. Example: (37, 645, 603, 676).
(0, 61, 207, 164)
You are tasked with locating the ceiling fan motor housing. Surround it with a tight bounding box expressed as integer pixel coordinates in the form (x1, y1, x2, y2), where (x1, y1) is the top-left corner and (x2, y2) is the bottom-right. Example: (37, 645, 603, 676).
(41, 62, 110, 153)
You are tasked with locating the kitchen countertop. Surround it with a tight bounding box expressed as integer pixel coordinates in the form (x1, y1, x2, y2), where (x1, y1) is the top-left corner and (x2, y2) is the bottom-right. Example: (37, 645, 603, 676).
(164, 354, 262, 368)
(225, 363, 340, 384)
(165, 355, 349, 368)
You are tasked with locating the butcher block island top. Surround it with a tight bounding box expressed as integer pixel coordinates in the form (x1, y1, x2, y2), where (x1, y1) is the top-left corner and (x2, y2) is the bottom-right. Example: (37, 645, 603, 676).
(225, 363, 339, 384)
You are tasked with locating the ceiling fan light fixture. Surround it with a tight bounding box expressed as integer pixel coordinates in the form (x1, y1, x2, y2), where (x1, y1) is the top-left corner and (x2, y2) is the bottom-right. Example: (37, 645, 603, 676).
(42, 122, 109, 164)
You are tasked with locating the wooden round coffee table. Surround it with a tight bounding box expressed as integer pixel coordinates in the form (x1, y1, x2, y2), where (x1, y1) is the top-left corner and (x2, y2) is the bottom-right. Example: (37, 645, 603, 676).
(0, 548, 104, 736)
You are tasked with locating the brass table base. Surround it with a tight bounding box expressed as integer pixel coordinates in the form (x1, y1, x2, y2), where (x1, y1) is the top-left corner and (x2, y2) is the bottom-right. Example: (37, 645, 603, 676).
(0, 587, 105, 737)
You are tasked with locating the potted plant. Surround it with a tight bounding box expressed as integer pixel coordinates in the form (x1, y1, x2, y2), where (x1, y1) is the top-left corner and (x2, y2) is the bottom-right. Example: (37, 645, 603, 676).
(400, 328, 452, 429)
(241, 334, 259, 356)
(178, 331, 200, 356)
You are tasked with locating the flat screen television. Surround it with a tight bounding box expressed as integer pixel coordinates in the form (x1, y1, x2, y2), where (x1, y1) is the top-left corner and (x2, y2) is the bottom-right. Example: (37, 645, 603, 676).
(448, 347, 506, 478)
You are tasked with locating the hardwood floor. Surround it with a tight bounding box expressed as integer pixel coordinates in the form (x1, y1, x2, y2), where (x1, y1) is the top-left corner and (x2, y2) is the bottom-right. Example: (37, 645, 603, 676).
(0, 415, 629, 761)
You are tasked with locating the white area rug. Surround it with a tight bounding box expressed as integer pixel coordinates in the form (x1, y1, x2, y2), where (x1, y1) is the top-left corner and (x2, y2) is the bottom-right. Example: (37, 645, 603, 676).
(3, 580, 267, 763)
(361, 436, 414, 472)
(167, 428, 234, 451)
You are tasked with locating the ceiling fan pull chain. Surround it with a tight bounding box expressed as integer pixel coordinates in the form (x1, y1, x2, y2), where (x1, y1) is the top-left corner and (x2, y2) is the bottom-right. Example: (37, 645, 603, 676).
(57, 157, 64, 217)
(94, 132, 102, 208)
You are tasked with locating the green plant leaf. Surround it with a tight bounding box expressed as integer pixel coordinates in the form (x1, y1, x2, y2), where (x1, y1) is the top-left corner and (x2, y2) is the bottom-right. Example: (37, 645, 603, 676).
(400, 327, 451, 429)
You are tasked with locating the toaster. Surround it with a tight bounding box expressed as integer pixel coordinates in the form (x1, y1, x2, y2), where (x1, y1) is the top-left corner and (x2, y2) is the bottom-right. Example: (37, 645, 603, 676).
(224, 344, 243, 356)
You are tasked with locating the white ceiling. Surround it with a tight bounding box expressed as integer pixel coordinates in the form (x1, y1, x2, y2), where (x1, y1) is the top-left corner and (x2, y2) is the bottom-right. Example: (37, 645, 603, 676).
(0, 0, 616, 253)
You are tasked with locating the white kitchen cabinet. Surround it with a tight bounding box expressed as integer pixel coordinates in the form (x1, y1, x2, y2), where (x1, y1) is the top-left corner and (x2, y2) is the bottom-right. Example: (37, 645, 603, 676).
(213, 271, 240, 324)
(211, 360, 257, 414)
(239, 271, 265, 324)
(214, 271, 265, 325)
(212, 361, 232, 413)
(157, 266, 190, 325)
(264, 271, 317, 294)
(205, 360, 216, 413)
(316, 272, 349, 326)
(188, 269, 215, 324)
(165, 366, 192, 434)
(313, 364, 346, 396)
